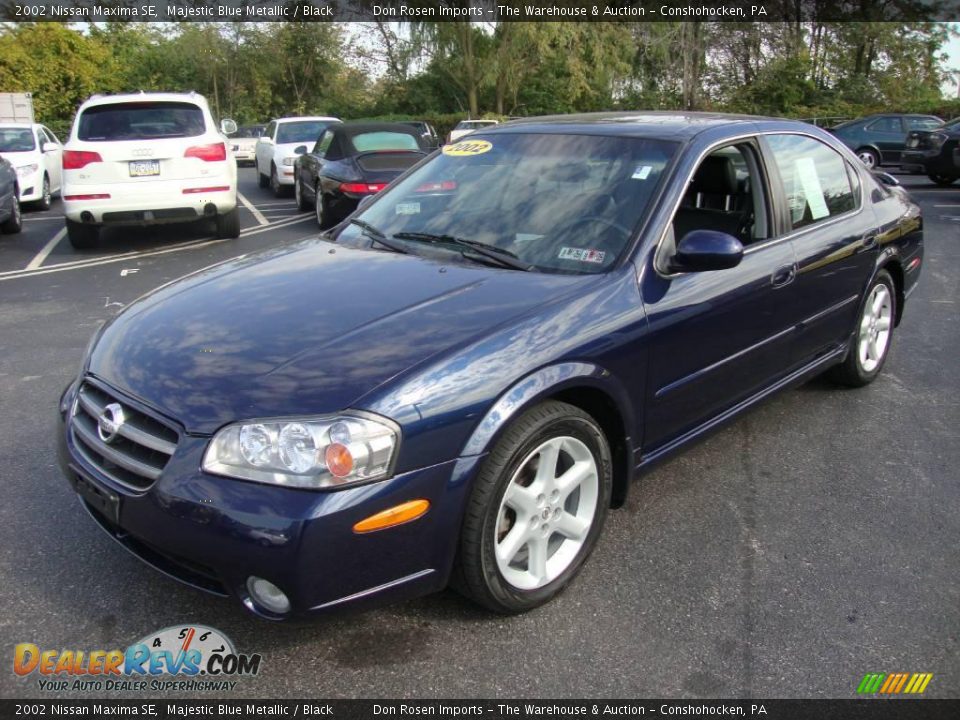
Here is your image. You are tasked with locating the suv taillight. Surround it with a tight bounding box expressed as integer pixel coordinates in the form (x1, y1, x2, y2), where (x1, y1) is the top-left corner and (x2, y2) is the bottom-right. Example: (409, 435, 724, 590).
(184, 143, 227, 162)
(62, 151, 103, 170)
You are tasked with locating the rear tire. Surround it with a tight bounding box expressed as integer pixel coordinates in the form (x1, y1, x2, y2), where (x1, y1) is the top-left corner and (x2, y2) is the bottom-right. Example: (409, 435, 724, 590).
(1, 192, 22, 234)
(928, 174, 958, 186)
(828, 270, 896, 387)
(315, 191, 332, 229)
(452, 400, 612, 613)
(215, 207, 240, 239)
(66, 219, 99, 249)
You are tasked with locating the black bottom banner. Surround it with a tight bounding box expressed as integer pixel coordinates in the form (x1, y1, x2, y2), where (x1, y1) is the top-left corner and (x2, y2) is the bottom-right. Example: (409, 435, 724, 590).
(3, 700, 959, 719)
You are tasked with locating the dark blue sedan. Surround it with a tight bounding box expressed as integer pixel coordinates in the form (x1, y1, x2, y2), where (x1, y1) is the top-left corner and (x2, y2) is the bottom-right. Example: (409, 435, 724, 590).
(57, 113, 923, 618)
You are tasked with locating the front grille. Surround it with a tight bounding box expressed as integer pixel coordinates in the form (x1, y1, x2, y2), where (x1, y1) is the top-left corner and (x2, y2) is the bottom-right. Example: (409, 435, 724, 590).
(70, 380, 179, 491)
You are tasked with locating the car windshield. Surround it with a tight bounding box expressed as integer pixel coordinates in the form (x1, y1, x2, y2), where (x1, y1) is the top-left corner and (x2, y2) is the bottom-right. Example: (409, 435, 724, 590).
(234, 126, 264, 138)
(339, 132, 677, 274)
(0, 127, 36, 152)
(78, 102, 206, 141)
(277, 121, 332, 144)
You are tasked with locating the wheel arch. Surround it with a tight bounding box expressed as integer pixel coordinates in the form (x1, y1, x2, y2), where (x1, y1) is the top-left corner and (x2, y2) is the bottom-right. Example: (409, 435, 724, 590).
(461, 362, 636, 509)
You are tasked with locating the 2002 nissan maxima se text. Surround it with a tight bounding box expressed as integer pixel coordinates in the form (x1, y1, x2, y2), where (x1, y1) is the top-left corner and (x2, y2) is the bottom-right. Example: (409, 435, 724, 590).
(57, 113, 923, 619)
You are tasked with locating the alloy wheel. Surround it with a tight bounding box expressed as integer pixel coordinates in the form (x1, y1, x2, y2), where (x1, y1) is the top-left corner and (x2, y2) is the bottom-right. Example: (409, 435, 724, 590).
(494, 435, 599, 590)
(858, 283, 893, 373)
(857, 150, 877, 169)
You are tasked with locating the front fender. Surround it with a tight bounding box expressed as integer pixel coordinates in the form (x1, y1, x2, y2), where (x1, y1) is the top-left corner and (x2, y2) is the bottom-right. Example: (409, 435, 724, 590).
(462, 361, 636, 456)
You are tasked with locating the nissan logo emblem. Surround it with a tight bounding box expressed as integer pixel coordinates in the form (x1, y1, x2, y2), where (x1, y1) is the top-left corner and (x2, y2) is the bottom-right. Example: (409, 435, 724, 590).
(97, 403, 125, 444)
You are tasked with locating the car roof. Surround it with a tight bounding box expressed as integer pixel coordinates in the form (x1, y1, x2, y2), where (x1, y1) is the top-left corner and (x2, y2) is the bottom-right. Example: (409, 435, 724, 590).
(333, 122, 421, 137)
(273, 116, 340, 123)
(80, 92, 211, 110)
(0, 122, 37, 129)
(482, 111, 794, 140)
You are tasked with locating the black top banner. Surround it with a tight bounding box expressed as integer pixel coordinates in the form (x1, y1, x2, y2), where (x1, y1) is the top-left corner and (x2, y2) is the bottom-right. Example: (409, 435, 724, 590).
(1, 0, 959, 23)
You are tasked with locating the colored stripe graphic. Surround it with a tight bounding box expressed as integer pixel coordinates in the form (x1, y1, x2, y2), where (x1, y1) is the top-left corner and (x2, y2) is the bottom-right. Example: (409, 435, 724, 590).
(858, 672, 932, 694)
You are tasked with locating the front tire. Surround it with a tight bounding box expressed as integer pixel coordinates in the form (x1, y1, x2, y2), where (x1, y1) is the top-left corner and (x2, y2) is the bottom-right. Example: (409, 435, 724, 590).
(453, 400, 612, 613)
(270, 165, 283, 198)
(829, 270, 896, 387)
(215, 207, 240, 239)
(1, 192, 22, 234)
(928, 174, 958, 187)
(66, 219, 99, 249)
(36, 174, 51, 210)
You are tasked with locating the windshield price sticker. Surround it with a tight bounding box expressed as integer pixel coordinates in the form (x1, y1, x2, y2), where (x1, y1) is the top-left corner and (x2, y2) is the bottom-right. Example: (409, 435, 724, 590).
(443, 140, 493, 157)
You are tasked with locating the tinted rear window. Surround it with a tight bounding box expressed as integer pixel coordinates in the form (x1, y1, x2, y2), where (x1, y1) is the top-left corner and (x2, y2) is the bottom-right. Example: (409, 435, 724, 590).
(351, 132, 420, 153)
(78, 102, 206, 141)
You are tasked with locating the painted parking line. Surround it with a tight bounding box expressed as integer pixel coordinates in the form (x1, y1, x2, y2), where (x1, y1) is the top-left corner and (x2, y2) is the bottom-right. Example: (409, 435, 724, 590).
(237, 192, 269, 226)
(22, 216, 64, 222)
(0, 214, 314, 282)
(25, 227, 67, 270)
(251, 201, 298, 208)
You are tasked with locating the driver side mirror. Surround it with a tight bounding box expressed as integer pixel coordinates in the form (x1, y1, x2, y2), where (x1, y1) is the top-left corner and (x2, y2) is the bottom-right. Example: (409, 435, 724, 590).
(670, 230, 744, 273)
(294, 145, 308, 155)
(220, 119, 238, 135)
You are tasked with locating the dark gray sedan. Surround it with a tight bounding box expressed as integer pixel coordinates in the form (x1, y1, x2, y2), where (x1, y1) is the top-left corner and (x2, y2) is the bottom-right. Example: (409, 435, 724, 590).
(0, 157, 22, 234)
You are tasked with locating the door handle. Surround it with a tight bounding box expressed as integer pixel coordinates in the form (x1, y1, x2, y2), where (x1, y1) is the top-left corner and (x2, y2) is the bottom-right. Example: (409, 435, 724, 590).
(771, 263, 797, 288)
(861, 233, 878, 250)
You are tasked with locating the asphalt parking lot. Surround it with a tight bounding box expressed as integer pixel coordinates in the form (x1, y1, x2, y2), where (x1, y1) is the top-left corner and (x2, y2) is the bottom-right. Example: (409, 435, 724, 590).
(0, 170, 957, 699)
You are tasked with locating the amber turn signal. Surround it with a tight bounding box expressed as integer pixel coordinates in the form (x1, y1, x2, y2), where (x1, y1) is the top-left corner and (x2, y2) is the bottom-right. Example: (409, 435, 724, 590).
(353, 499, 430, 534)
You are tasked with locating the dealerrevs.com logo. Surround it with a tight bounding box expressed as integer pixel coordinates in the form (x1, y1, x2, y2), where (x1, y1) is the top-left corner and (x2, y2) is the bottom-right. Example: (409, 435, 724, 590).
(13, 625, 262, 692)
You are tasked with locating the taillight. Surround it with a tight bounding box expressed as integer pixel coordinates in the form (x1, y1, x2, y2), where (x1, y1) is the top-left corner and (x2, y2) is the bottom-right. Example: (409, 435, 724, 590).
(340, 182, 387, 194)
(416, 180, 457, 192)
(62, 151, 102, 170)
(184, 142, 227, 162)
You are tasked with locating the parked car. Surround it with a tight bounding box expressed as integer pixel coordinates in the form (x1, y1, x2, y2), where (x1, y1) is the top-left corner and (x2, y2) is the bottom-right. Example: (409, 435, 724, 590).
(448, 119, 500, 144)
(57, 112, 922, 619)
(229, 124, 265, 166)
(901, 117, 960, 186)
(829, 113, 942, 169)
(0, 123, 63, 209)
(404, 120, 441, 149)
(255, 116, 340, 197)
(0, 156, 22, 234)
(61, 92, 239, 249)
(294, 122, 428, 228)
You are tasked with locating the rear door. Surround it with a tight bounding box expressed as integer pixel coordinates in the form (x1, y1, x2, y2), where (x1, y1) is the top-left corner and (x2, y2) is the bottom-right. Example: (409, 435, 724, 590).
(762, 133, 878, 365)
(40, 126, 62, 190)
(256, 121, 276, 176)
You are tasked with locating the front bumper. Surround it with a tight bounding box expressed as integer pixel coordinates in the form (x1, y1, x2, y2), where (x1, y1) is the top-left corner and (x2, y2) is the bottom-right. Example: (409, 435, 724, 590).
(901, 148, 960, 176)
(16, 170, 41, 201)
(57, 382, 477, 618)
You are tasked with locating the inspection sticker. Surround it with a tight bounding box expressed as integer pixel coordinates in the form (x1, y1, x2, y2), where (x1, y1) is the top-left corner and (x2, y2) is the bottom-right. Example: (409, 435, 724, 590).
(631, 165, 653, 180)
(559, 247, 605, 264)
(395, 202, 421, 215)
(442, 140, 493, 157)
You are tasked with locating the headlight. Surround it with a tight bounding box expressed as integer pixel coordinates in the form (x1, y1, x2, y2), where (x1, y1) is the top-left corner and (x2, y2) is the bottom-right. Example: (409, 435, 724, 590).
(15, 163, 38, 177)
(281, 157, 297, 166)
(929, 132, 948, 150)
(202, 413, 399, 489)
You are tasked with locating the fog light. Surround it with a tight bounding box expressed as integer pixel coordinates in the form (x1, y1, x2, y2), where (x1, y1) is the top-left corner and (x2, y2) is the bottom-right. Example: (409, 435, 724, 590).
(246, 576, 291, 614)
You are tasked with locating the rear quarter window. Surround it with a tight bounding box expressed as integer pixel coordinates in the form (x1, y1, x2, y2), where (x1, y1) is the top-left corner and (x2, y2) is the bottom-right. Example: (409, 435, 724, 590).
(78, 102, 206, 141)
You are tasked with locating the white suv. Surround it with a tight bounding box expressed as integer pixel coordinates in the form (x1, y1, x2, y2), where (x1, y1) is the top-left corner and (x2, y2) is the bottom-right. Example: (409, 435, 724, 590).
(255, 116, 340, 197)
(61, 92, 238, 249)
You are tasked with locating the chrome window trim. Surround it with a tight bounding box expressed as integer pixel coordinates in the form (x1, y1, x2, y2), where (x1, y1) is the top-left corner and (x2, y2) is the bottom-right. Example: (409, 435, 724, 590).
(653, 129, 868, 278)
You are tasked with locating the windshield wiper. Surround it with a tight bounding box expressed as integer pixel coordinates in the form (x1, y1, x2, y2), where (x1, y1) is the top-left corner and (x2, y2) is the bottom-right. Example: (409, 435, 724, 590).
(348, 219, 409, 254)
(392, 232, 533, 271)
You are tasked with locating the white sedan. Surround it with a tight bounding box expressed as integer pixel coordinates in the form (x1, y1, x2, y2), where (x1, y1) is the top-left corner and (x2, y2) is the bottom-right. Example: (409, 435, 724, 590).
(0, 123, 62, 209)
(255, 116, 340, 197)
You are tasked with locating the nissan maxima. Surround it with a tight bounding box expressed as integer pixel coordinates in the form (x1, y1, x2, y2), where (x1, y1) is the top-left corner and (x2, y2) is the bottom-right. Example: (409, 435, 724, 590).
(58, 113, 923, 619)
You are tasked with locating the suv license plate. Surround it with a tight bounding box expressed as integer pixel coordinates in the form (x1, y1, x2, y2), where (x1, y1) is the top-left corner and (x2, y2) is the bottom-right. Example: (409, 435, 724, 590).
(129, 160, 160, 177)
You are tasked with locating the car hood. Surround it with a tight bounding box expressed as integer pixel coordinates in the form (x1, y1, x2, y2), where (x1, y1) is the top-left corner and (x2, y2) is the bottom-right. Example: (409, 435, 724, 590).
(88, 239, 594, 434)
(0, 150, 37, 166)
(273, 142, 311, 158)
